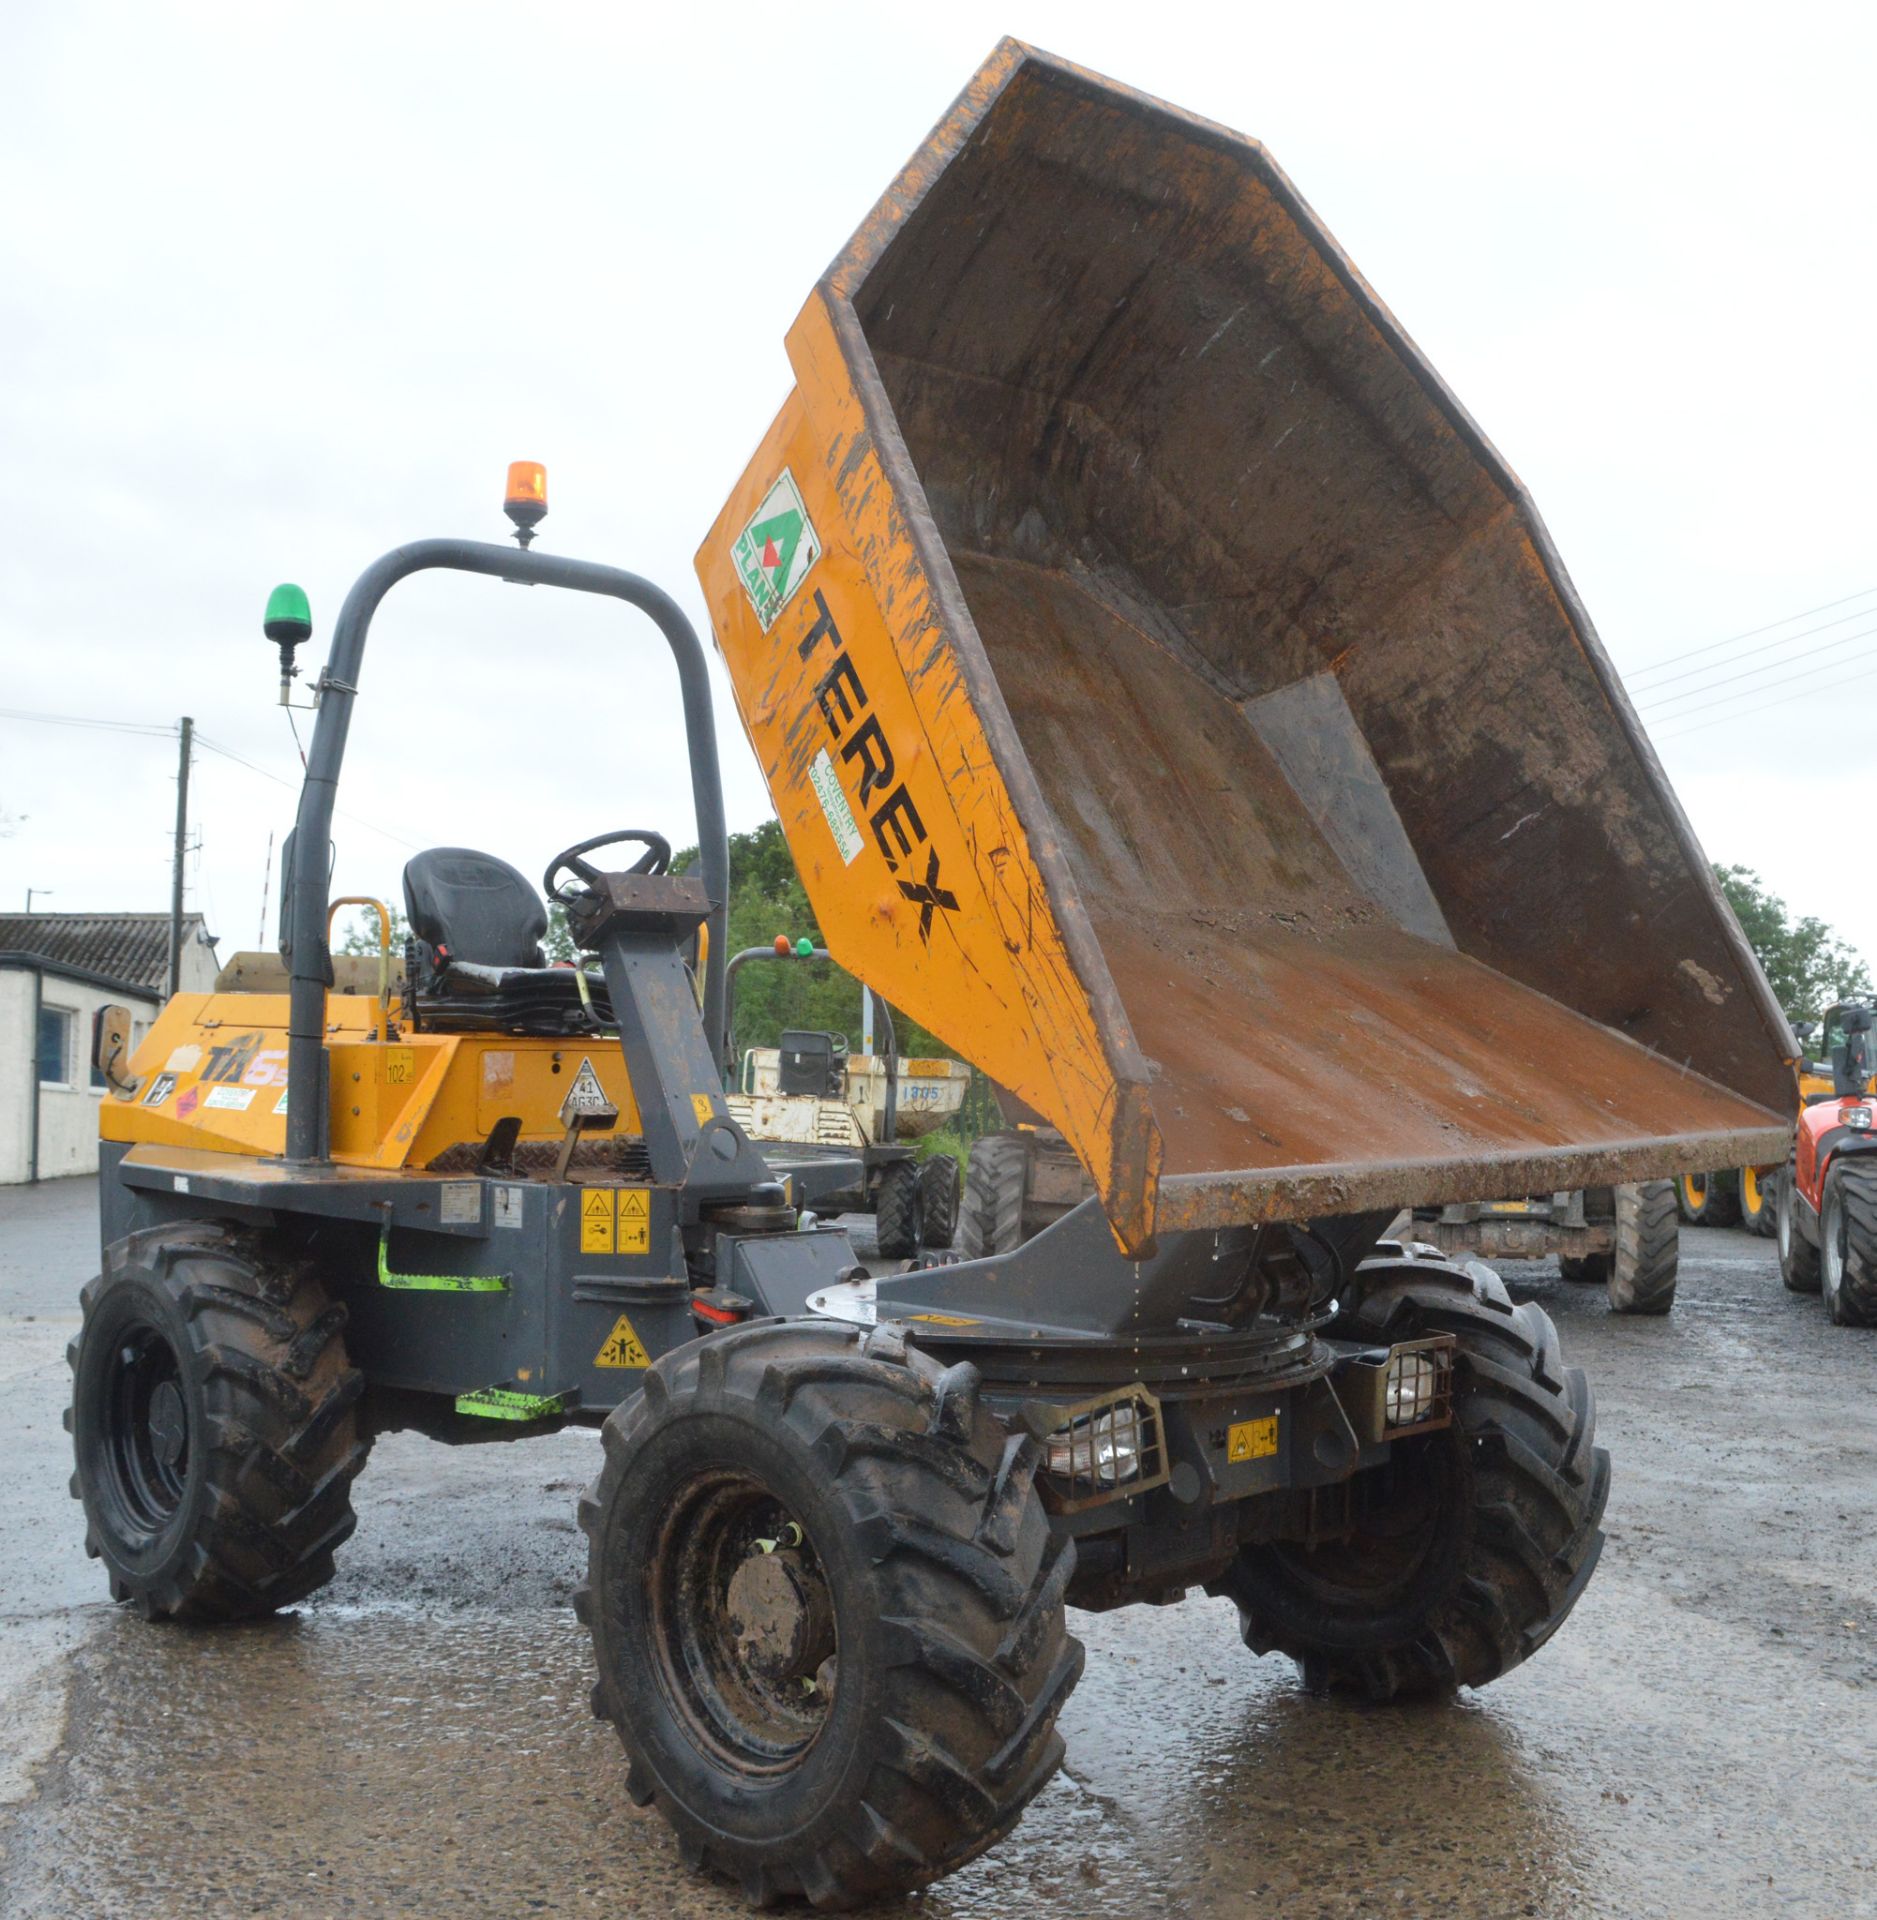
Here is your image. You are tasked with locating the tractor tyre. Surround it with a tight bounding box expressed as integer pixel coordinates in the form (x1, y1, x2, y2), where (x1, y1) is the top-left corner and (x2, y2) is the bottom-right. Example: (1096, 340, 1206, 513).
(1607, 1182, 1678, 1315)
(1737, 1164, 1776, 1237)
(918, 1153, 962, 1251)
(1818, 1159, 1877, 1326)
(66, 1222, 368, 1622)
(957, 1132, 1030, 1259)
(575, 1320, 1082, 1908)
(1557, 1255, 1609, 1285)
(1212, 1261, 1608, 1700)
(1778, 1147, 1822, 1294)
(872, 1157, 922, 1260)
(1676, 1171, 1739, 1227)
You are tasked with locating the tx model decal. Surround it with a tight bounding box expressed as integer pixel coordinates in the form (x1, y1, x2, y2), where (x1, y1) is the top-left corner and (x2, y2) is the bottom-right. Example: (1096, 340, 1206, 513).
(796, 589, 958, 941)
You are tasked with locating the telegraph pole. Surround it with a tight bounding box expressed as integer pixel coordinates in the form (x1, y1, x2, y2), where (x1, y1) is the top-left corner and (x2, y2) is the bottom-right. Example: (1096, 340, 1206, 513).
(168, 716, 193, 997)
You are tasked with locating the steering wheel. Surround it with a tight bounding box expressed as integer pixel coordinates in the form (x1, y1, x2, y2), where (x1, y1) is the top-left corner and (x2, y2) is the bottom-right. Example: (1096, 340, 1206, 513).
(543, 830, 673, 904)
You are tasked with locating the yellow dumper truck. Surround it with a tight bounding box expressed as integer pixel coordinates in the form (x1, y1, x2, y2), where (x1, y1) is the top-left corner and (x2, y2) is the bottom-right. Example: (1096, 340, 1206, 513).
(71, 41, 1791, 1908)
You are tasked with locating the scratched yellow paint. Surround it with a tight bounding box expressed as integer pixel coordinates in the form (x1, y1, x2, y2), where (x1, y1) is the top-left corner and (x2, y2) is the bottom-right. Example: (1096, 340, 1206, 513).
(695, 290, 1162, 1253)
(102, 991, 641, 1172)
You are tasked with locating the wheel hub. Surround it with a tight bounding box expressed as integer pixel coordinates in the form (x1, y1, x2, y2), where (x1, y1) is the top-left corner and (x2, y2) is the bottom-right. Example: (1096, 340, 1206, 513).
(727, 1547, 836, 1689)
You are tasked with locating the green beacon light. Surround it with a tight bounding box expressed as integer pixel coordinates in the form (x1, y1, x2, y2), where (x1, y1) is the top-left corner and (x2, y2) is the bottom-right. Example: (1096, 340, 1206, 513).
(794, 936, 815, 958)
(264, 583, 313, 705)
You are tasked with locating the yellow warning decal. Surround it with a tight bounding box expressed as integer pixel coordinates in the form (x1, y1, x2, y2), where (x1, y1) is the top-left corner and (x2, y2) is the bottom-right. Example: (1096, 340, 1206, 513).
(383, 1046, 417, 1087)
(617, 1187, 651, 1255)
(594, 1312, 650, 1369)
(906, 1311, 980, 1328)
(579, 1188, 615, 1255)
(691, 1092, 717, 1126)
(1227, 1416, 1279, 1463)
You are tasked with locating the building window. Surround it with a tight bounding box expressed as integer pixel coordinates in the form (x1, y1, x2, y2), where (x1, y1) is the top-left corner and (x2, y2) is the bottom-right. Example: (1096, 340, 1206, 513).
(37, 1005, 76, 1087)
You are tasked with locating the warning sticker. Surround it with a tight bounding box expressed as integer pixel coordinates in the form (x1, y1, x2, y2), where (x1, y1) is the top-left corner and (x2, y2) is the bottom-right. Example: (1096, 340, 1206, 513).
(617, 1188, 651, 1255)
(383, 1047, 417, 1087)
(579, 1188, 615, 1255)
(204, 1085, 255, 1112)
(176, 1087, 199, 1119)
(690, 1093, 716, 1127)
(1227, 1416, 1280, 1463)
(808, 748, 864, 864)
(730, 468, 822, 631)
(560, 1056, 617, 1129)
(594, 1312, 651, 1369)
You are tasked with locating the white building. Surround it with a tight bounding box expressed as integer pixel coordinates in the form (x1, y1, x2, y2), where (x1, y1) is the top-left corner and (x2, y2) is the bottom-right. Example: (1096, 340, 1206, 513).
(0, 913, 219, 1183)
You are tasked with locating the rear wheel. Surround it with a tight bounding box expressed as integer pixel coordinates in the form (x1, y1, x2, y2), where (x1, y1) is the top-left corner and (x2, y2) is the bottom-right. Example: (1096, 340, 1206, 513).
(1676, 1170, 1739, 1227)
(918, 1154, 962, 1251)
(1213, 1262, 1609, 1700)
(1778, 1148, 1822, 1294)
(1819, 1160, 1877, 1325)
(872, 1157, 922, 1260)
(66, 1223, 368, 1621)
(576, 1322, 1081, 1907)
(957, 1132, 1029, 1258)
(1608, 1182, 1677, 1314)
(1737, 1164, 1776, 1236)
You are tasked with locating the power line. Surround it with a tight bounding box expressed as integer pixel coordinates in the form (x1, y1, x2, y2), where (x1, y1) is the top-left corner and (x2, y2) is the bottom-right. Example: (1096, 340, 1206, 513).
(1631, 599, 1877, 698)
(194, 733, 420, 853)
(1638, 619, 1877, 714)
(1656, 653, 1877, 740)
(1626, 584, 1877, 682)
(0, 704, 177, 739)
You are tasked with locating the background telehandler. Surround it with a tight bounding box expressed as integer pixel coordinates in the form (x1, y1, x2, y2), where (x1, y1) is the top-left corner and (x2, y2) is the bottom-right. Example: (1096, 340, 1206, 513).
(71, 41, 1793, 1909)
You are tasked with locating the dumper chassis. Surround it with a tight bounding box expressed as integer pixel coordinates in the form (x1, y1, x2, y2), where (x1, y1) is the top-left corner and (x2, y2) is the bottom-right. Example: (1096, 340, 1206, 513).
(71, 40, 1794, 1910)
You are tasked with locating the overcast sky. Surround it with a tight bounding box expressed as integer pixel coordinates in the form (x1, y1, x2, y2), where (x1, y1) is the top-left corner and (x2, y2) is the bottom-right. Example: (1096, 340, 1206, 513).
(2, 1, 1873, 969)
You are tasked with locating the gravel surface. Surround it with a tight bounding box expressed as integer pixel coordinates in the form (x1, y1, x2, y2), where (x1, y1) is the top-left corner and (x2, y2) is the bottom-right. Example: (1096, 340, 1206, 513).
(2, 1180, 1872, 1917)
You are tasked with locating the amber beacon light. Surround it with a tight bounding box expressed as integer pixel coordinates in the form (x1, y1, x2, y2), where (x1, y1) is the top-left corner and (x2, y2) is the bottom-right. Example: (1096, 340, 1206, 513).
(503, 460, 548, 546)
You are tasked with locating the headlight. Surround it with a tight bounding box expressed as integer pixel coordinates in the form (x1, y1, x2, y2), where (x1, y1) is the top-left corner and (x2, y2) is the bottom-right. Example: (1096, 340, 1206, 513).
(1383, 1343, 1455, 1431)
(1046, 1408, 1141, 1486)
(1844, 1105, 1873, 1131)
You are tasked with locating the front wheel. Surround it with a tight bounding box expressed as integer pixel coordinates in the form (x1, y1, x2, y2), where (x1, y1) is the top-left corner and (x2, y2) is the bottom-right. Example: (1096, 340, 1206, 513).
(1608, 1181, 1678, 1314)
(918, 1153, 962, 1250)
(1778, 1148, 1822, 1294)
(1819, 1159, 1877, 1325)
(67, 1223, 368, 1621)
(1676, 1171, 1739, 1227)
(1737, 1164, 1776, 1237)
(871, 1157, 922, 1260)
(576, 1322, 1081, 1907)
(1212, 1262, 1609, 1700)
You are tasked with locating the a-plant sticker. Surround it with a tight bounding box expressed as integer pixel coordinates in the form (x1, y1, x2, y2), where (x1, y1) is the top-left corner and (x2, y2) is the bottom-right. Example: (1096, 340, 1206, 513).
(731, 469, 821, 631)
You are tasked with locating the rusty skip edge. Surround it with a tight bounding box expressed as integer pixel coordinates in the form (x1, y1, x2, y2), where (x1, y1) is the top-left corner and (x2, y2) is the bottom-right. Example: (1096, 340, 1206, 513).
(1152, 1125, 1793, 1235)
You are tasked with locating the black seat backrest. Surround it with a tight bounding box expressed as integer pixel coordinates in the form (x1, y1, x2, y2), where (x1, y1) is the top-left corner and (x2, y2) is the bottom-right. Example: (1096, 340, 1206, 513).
(778, 1029, 845, 1098)
(403, 848, 547, 970)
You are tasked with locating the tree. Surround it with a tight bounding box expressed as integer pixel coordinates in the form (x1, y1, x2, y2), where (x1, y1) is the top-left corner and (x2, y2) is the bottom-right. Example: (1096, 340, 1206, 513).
(1713, 865, 1871, 1022)
(337, 904, 408, 955)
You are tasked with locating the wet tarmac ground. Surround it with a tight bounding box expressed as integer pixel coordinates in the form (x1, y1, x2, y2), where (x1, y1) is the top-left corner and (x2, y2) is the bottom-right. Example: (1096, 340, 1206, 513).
(3, 1180, 1873, 1917)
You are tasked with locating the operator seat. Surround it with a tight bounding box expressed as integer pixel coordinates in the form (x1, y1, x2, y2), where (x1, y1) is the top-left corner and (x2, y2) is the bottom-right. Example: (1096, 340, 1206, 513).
(404, 847, 548, 972)
(401, 847, 612, 1035)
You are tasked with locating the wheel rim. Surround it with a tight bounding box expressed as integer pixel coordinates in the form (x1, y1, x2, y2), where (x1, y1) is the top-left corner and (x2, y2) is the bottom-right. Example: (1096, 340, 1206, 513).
(1778, 1182, 1793, 1259)
(1741, 1166, 1762, 1215)
(650, 1471, 837, 1774)
(1822, 1187, 1845, 1309)
(1682, 1174, 1706, 1212)
(102, 1320, 191, 1534)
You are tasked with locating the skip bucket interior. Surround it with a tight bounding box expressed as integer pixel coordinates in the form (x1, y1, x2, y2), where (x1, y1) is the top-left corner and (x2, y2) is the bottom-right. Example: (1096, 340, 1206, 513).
(704, 43, 1792, 1247)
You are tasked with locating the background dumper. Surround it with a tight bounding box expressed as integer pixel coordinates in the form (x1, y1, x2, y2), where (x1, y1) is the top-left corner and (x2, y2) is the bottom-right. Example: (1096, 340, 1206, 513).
(698, 39, 1792, 1259)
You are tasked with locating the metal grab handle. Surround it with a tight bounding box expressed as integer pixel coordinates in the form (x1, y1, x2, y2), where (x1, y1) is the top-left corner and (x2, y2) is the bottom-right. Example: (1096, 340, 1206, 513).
(326, 895, 394, 1033)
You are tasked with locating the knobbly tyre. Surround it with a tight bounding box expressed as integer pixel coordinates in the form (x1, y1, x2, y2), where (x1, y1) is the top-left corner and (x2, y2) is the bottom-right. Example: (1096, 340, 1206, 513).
(72, 42, 1794, 1911)
(1777, 1001, 1877, 1324)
